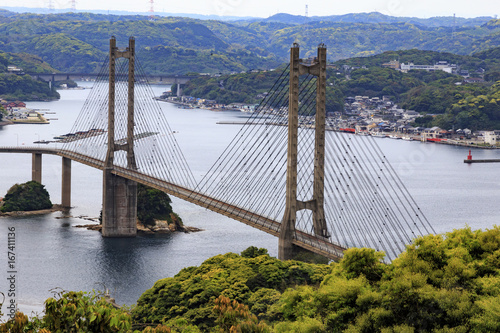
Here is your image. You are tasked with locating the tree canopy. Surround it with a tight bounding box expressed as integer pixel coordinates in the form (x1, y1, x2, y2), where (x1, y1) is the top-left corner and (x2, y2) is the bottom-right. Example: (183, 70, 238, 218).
(3, 226, 500, 332)
(0, 180, 52, 212)
(136, 183, 181, 227)
(0, 73, 60, 101)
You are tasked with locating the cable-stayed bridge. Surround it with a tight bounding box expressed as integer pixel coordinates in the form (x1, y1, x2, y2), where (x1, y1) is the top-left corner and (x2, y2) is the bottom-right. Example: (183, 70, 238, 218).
(0, 38, 435, 262)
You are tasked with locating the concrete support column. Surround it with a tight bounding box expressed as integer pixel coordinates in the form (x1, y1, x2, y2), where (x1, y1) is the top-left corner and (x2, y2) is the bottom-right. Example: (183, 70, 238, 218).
(312, 45, 328, 238)
(176, 83, 182, 97)
(102, 170, 137, 237)
(32, 153, 42, 183)
(61, 157, 71, 208)
(280, 44, 329, 261)
(279, 44, 301, 261)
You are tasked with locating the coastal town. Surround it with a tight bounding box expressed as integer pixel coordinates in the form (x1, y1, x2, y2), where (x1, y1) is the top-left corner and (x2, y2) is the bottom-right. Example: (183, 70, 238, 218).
(159, 59, 499, 149)
(0, 100, 49, 125)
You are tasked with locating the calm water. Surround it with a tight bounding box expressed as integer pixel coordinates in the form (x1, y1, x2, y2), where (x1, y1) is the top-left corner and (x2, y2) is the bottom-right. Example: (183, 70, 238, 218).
(0, 84, 499, 316)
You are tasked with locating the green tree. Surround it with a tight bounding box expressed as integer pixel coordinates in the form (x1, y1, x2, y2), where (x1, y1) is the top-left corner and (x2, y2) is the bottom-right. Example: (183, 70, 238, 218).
(0, 291, 131, 333)
(42, 290, 132, 332)
(1, 180, 52, 212)
(0, 104, 6, 121)
(136, 184, 174, 226)
(213, 295, 269, 333)
(132, 248, 331, 329)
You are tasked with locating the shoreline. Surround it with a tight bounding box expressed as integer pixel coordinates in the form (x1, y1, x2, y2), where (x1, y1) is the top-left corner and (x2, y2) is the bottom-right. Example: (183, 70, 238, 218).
(0, 120, 13, 126)
(367, 132, 500, 149)
(0, 204, 66, 217)
(158, 98, 500, 150)
(74, 221, 203, 234)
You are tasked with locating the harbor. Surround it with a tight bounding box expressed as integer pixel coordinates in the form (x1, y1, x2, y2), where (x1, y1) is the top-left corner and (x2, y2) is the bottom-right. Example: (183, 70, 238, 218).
(0, 101, 52, 125)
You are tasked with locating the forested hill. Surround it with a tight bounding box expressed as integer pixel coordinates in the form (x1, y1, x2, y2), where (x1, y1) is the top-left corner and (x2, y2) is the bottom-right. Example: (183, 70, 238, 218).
(262, 12, 494, 27)
(0, 10, 499, 74)
(181, 48, 500, 130)
(182, 48, 500, 104)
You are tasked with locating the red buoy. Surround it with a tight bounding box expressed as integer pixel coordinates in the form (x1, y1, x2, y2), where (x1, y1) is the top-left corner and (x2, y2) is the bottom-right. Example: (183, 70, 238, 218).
(467, 149, 472, 160)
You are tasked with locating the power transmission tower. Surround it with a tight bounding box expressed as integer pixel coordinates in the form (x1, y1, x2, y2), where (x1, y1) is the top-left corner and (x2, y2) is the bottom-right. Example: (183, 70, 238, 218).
(149, 0, 155, 21)
(452, 13, 456, 40)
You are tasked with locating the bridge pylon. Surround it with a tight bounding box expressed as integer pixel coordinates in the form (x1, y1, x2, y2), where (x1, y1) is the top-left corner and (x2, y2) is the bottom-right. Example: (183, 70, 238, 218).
(279, 44, 329, 260)
(102, 36, 138, 237)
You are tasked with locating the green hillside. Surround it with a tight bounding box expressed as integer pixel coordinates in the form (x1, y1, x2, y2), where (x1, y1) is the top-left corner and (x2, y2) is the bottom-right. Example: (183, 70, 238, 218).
(0, 13, 280, 73)
(0, 50, 59, 100)
(0, 11, 500, 74)
(0, 51, 58, 73)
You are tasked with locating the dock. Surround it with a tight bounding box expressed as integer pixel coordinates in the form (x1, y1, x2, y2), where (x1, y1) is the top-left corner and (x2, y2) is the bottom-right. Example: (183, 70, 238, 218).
(464, 159, 500, 163)
(463, 149, 500, 163)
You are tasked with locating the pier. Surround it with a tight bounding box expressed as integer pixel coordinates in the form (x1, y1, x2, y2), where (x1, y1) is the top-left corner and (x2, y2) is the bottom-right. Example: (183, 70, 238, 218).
(463, 149, 500, 163)
(464, 159, 500, 163)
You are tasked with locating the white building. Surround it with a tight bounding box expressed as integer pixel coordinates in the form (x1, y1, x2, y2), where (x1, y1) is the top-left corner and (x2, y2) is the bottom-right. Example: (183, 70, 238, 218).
(400, 62, 455, 74)
(484, 131, 500, 145)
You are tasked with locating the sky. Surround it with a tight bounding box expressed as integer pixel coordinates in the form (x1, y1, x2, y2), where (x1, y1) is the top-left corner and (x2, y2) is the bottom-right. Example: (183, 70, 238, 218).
(1, 0, 499, 19)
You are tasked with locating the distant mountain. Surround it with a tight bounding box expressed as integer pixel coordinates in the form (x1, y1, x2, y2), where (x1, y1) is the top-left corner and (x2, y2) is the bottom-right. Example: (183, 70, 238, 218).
(264, 12, 494, 27)
(0, 10, 499, 74)
(1, 7, 495, 27)
(0, 6, 261, 21)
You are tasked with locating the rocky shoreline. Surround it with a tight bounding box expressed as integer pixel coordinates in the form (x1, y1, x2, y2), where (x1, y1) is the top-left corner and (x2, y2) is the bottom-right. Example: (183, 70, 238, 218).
(0, 206, 202, 234)
(75, 220, 203, 234)
(0, 204, 65, 217)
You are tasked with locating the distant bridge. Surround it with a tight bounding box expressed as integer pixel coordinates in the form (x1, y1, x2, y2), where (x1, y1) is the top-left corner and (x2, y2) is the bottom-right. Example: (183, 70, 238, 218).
(26, 72, 193, 84)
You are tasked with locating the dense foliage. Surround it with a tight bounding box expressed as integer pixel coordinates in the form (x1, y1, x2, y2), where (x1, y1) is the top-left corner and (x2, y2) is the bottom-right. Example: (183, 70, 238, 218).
(2, 226, 500, 332)
(337, 48, 500, 74)
(132, 247, 330, 329)
(0, 13, 280, 73)
(0, 105, 5, 121)
(339, 67, 422, 100)
(262, 12, 493, 28)
(0, 51, 58, 73)
(136, 184, 181, 227)
(428, 81, 500, 130)
(181, 68, 285, 104)
(0, 180, 52, 212)
(182, 66, 345, 108)
(0, 51, 60, 100)
(132, 226, 500, 332)
(0, 73, 59, 101)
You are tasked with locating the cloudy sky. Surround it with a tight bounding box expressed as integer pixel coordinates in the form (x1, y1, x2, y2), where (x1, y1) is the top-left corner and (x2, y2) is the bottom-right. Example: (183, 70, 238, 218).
(1, 0, 499, 18)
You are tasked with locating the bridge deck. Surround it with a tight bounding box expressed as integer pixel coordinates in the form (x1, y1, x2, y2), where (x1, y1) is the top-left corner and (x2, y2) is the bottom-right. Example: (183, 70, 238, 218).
(0, 147, 345, 261)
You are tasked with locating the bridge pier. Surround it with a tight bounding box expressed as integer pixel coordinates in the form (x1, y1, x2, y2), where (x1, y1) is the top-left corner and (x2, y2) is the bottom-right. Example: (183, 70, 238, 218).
(176, 83, 182, 97)
(32, 153, 42, 183)
(61, 157, 71, 208)
(102, 170, 137, 237)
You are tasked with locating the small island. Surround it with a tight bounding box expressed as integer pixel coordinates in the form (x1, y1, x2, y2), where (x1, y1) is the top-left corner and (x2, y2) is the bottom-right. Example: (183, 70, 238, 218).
(0, 181, 54, 214)
(77, 184, 201, 234)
